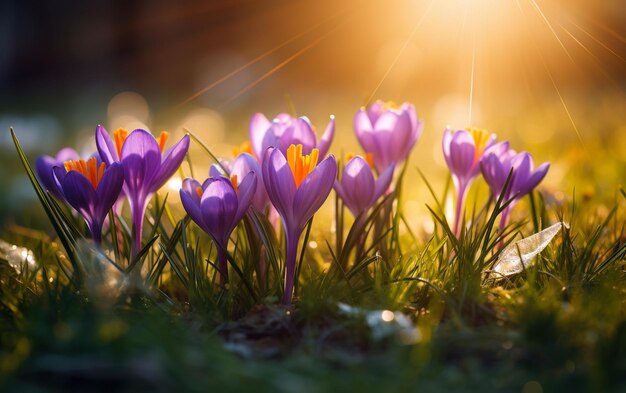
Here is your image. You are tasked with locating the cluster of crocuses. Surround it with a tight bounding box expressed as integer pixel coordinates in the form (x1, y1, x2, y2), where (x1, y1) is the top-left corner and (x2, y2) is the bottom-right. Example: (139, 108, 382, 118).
(442, 128, 550, 235)
(36, 99, 548, 304)
(37, 127, 190, 258)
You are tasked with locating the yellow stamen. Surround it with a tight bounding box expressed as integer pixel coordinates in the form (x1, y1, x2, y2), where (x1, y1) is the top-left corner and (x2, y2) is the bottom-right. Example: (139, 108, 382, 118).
(345, 152, 375, 168)
(467, 127, 491, 162)
(157, 131, 169, 153)
(230, 175, 238, 193)
(232, 140, 254, 157)
(113, 128, 129, 158)
(63, 157, 106, 190)
(287, 144, 319, 188)
(382, 100, 400, 111)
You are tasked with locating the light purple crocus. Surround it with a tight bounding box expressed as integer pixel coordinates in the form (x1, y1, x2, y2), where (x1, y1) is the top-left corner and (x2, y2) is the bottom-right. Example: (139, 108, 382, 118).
(52, 157, 124, 245)
(442, 128, 496, 236)
(334, 156, 394, 218)
(96, 126, 190, 257)
(249, 112, 335, 159)
(180, 173, 256, 286)
(353, 100, 423, 173)
(481, 146, 550, 230)
(36, 148, 80, 199)
(210, 152, 269, 213)
(262, 144, 337, 305)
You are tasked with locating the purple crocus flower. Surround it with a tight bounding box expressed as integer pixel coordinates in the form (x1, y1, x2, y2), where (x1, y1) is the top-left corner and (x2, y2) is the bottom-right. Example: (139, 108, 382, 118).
(36, 148, 80, 199)
(249, 112, 335, 159)
(353, 100, 423, 173)
(262, 144, 337, 305)
(52, 157, 124, 245)
(180, 173, 256, 286)
(96, 126, 190, 257)
(210, 152, 269, 213)
(334, 155, 394, 218)
(442, 127, 496, 236)
(481, 147, 550, 230)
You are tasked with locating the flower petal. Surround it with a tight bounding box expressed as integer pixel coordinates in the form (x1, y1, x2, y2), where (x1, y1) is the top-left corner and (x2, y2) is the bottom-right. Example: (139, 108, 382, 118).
(201, 178, 238, 247)
(341, 156, 375, 216)
(249, 113, 271, 159)
(234, 171, 257, 224)
(262, 148, 296, 228)
(120, 129, 162, 197)
(180, 185, 207, 233)
(36, 156, 65, 198)
(152, 134, 190, 191)
(60, 170, 97, 222)
(372, 163, 395, 204)
(96, 125, 118, 165)
(95, 163, 124, 221)
(317, 115, 335, 158)
(293, 155, 338, 229)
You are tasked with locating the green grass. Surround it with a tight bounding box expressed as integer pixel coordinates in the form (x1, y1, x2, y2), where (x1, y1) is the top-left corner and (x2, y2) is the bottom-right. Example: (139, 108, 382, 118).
(0, 129, 625, 392)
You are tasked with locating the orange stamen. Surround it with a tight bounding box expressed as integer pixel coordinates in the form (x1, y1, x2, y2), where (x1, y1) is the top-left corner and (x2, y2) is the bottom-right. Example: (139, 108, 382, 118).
(157, 131, 169, 153)
(113, 128, 129, 158)
(230, 175, 238, 193)
(287, 144, 319, 188)
(195, 186, 203, 199)
(232, 140, 254, 157)
(64, 157, 106, 190)
(467, 127, 490, 162)
(345, 152, 374, 168)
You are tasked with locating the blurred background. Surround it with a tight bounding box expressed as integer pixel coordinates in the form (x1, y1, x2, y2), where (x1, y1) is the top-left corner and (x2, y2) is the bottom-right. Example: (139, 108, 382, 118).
(1, 0, 625, 226)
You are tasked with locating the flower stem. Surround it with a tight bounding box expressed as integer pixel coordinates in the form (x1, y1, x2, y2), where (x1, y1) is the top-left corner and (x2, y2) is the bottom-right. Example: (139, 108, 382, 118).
(283, 229, 301, 305)
(453, 184, 468, 237)
(216, 245, 229, 288)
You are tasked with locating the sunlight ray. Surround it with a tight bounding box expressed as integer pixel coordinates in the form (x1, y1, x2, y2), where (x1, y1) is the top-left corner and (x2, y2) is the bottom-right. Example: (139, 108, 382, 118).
(526, 0, 575, 63)
(218, 17, 351, 108)
(175, 9, 348, 108)
(566, 17, 626, 64)
(365, 0, 435, 105)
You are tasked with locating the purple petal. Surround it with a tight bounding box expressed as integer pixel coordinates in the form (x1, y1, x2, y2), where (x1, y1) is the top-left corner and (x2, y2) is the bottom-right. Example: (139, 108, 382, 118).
(249, 113, 271, 159)
(180, 185, 207, 233)
(232, 153, 268, 211)
(353, 109, 376, 153)
(262, 148, 296, 228)
(340, 157, 375, 216)
(36, 156, 65, 198)
(233, 171, 257, 223)
(201, 178, 238, 247)
(372, 163, 395, 204)
(366, 100, 385, 125)
(55, 148, 80, 162)
(96, 125, 118, 165)
(95, 163, 124, 221)
(293, 155, 338, 229)
(152, 134, 190, 190)
(384, 110, 413, 165)
(278, 117, 317, 155)
(120, 129, 163, 197)
(524, 162, 550, 195)
(448, 131, 476, 181)
(182, 178, 202, 204)
(60, 170, 97, 222)
(480, 153, 508, 197)
(317, 115, 335, 158)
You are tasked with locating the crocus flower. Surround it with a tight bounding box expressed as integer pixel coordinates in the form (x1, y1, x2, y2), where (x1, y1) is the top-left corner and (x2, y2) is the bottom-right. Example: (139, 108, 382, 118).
(262, 144, 337, 304)
(481, 147, 550, 230)
(442, 127, 496, 236)
(52, 157, 124, 245)
(96, 126, 190, 257)
(334, 155, 394, 218)
(353, 100, 423, 173)
(210, 152, 269, 213)
(36, 148, 80, 199)
(249, 112, 335, 159)
(180, 173, 256, 286)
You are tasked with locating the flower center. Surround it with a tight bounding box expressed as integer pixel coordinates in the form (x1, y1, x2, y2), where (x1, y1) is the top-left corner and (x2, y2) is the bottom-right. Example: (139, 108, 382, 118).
(382, 101, 400, 111)
(64, 157, 106, 190)
(287, 144, 319, 188)
(230, 175, 238, 193)
(346, 152, 375, 168)
(113, 128, 169, 158)
(232, 140, 254, 158)
(467, 127, 490, 162)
